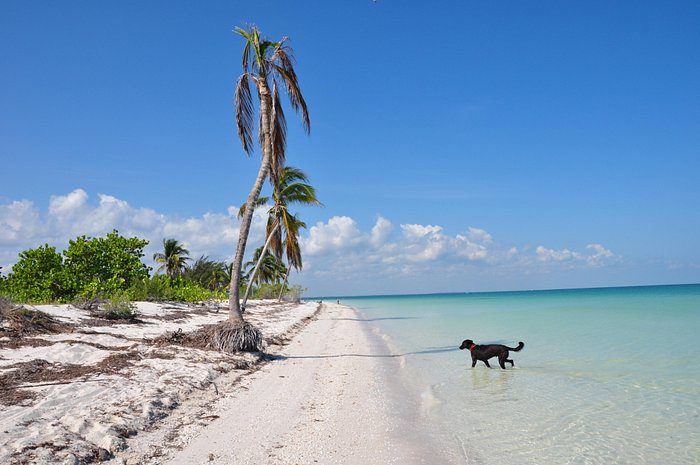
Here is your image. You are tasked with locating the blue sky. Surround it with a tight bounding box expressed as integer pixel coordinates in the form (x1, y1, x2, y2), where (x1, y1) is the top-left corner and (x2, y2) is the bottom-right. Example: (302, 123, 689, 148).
(1, 1, 699, 295)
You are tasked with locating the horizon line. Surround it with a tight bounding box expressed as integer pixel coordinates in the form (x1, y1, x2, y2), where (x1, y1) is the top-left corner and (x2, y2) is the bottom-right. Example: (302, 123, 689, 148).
(306, 281, 700, 300)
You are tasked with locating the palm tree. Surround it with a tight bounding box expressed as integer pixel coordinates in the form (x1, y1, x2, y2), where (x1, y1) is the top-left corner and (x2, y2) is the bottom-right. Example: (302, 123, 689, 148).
(243, 247, 288, 287)
(153, 239, 190, 278)
(217, 26, 309, 352)
(185, 256, 229, 291)
(239, 166, 321, 307)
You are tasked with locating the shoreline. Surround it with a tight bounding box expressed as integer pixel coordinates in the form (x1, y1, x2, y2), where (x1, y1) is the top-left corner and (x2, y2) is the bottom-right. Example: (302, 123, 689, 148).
(163, 302, 445, 465)
(1, 300, 450, 464)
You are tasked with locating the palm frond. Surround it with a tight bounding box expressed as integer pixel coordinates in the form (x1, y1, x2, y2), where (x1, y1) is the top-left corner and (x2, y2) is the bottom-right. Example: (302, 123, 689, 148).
(242, 40, 250, 71)
(283, 213, 305, 271)
(235, 73, 254, 154)
(237, 196, 269, 219)
(271, 45, 310, 133)
(270, 79, 287, 181)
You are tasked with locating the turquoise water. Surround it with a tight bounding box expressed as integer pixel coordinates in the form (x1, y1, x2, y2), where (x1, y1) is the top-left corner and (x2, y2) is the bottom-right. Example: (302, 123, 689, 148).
(336, 284, 700, 465)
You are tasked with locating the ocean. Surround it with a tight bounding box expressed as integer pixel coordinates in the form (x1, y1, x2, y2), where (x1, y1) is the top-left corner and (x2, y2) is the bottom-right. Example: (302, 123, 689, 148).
(335, 284, 700, 465)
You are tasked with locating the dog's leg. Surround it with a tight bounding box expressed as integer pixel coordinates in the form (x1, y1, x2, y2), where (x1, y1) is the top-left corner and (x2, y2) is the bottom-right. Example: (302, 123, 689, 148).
(506, 359, 514, 366)
(482, 359, 491, 368)
(471, 358, 477, 368)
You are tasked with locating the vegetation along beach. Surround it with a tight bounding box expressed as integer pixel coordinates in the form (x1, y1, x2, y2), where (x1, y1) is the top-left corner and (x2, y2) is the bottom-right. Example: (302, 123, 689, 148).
(2, 2, 699, 464)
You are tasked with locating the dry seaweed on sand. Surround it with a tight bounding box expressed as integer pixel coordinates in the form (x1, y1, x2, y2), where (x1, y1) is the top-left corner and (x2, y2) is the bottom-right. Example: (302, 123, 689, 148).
(0, 352, 138, 406)
(152, 326, 214, 350)
(0, 300, 72, 337)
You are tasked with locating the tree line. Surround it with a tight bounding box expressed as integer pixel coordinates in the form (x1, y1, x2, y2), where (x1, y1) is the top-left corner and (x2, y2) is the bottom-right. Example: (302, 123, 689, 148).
(0, 232, 304, 304)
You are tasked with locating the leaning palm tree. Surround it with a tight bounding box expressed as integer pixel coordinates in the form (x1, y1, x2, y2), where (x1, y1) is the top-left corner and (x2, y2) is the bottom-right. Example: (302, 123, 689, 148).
(153, 239, 190, 278)
(217, 26, 310, 353)
(239, 166, 321, 308)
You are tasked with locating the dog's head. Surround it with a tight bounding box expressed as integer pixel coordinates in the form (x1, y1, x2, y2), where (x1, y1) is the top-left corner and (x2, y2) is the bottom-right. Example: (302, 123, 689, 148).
(459, 339, 474, 350)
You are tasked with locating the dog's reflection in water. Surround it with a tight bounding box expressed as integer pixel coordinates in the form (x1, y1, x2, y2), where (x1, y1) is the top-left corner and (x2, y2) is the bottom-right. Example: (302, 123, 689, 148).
(469, 366, 514, 393)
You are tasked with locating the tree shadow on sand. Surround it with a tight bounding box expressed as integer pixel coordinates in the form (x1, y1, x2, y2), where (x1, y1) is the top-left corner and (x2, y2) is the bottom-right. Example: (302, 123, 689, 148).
(268, 345, 458, 360)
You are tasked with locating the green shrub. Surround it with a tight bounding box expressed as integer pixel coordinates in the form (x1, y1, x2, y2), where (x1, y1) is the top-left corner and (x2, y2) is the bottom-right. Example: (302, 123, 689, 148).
(1, 245, 68, 302)
(247, 283, 305, 301)
(102, 292, 138, 321)
(63, 230, 149, 298)
(2, 231, 150, 304)
(126, 275, 224, 302)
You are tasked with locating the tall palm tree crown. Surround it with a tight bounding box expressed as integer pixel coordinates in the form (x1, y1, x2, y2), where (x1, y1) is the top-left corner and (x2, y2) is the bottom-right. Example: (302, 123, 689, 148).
(153, 239, 190, 278)
(228, 25, 310, 320)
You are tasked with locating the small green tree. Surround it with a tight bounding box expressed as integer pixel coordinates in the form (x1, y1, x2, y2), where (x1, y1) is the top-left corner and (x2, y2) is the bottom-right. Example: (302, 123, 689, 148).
(3, 245, 67, 302)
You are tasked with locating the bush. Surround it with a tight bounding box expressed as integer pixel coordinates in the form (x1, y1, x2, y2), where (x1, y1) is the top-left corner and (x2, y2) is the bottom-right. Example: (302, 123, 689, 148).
(1, 245, 68, 303)
(102, 292, 138, 321)
(2, 231, 150, 304)
(248, 283, 305, 301)
(62, 230, 149, 298)
(126, 275, 225, 303)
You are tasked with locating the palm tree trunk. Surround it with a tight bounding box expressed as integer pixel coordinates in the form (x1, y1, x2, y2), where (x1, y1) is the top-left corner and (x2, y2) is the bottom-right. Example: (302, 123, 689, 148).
(277, 265, 291, 302)
(241, 221, 280, 309)
(228, 82, 274, 322)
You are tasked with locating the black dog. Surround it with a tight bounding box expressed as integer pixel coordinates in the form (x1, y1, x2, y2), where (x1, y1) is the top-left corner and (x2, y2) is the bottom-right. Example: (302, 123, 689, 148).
(459, 339, 524, 369)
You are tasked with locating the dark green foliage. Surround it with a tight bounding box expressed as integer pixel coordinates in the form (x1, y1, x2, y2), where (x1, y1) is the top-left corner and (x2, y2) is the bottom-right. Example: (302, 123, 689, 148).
(1, 245, 67, 302)
(184, 256, 230, 291)
(63, 230, 150, 298)
(2, 231, 148, 303)
(127, 275, 225, 302)
(1, 230, 307, 306)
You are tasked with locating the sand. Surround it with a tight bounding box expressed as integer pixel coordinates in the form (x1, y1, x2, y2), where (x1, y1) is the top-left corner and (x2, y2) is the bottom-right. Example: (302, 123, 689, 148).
(0, 300, 320, 464)
(1, 301, 438, 464)
(163, 302, 433, 465)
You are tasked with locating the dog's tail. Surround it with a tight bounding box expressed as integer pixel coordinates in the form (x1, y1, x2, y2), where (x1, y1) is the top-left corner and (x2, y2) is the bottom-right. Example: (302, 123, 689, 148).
(507, 341, 524, 352)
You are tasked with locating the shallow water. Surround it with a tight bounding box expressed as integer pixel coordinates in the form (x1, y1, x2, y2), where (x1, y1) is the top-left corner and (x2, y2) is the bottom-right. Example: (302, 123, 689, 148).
(336, 284, 700, 465)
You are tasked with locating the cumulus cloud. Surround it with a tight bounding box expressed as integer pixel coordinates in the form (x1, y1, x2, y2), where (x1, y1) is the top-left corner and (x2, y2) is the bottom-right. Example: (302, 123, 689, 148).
(0, 190, 620, 292)
(535, 243, 616, 267)
(0, 189, 267, 270)
(298, 214, 618, 285)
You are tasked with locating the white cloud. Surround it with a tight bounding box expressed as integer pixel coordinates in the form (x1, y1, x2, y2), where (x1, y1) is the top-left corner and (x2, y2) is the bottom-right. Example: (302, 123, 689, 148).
(0, 189, 268, 271)
(370, 216, 393, 246)
(535, 243, 617, 267)
(304, 216, 365, 256)
(0, 190, 621, 293)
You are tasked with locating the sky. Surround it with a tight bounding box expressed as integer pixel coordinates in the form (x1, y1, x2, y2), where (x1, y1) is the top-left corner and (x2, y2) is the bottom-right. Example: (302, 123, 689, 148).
(1, 1, 699, 296)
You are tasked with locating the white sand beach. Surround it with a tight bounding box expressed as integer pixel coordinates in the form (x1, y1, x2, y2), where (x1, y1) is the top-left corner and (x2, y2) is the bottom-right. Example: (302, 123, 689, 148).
(1, 301, 436, 465)
(163, 302, 433, 465)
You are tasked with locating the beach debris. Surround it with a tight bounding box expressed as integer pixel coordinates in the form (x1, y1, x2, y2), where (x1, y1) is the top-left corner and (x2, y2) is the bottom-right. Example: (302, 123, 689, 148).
(0, 301, 71, 338)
